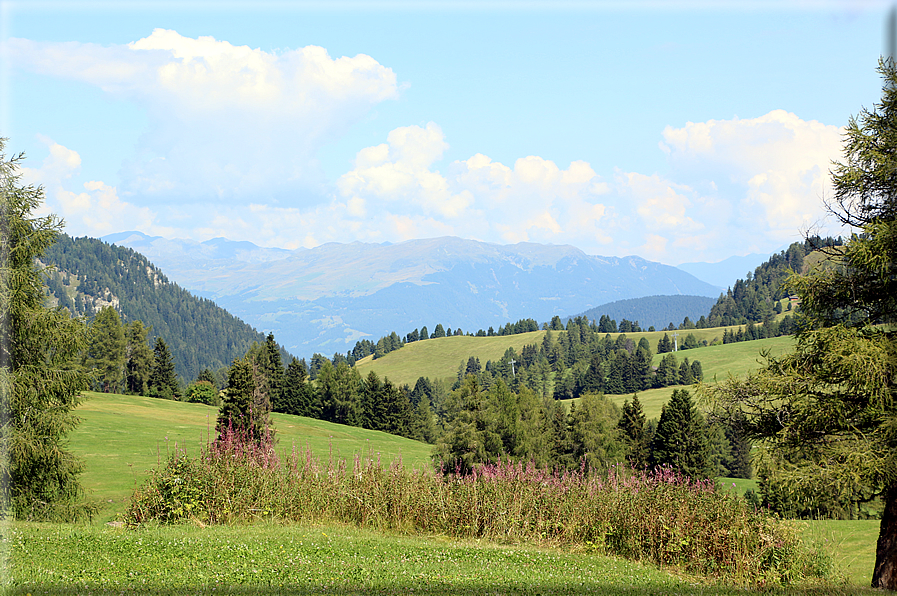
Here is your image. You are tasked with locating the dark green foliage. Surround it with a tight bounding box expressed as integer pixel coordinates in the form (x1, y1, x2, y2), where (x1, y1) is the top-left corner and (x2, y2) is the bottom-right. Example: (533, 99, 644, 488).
(618, 394, 648, 468)
(148, 337, 180, 400)
(277, 357, 318, 418)
(84, 306, 126, 393)
(657, 333, 672, 353)
(217, 356, 272, 444)
(186, 380, 217, 405)
(650, 389, 712, 479)
(41, 234, 283, 381)
(318, 361, 363, 426)
(570, 392, 623, 472)
(125, 321, 153, 395)
(0, 141, 92, 520)
(196, 367, 218, 388)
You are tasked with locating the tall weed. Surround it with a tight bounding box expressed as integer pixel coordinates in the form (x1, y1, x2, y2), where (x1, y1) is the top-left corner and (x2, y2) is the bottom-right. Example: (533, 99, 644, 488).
(126, 434, 831, 586)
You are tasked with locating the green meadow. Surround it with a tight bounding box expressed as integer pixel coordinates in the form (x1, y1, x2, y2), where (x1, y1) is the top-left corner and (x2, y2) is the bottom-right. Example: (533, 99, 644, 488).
(70, 391, 433, 521)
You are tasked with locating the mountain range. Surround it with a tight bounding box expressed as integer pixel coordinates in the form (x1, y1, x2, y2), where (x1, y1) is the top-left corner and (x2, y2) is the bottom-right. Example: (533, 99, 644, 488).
(102, 232, 725, 354)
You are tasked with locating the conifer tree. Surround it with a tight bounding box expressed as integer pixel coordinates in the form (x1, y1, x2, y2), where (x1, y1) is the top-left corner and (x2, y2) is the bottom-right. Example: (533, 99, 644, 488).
(618, 394, 648, 468)
(125, 321, 153, 395)
(148, 337, 180, 400)
(84, 306, 126, 393)
(650, 389, 711, 479)
(217, 356, 272, 444)
(0, 140, 91, 520)
(278, 357, 317, 417)
(263, 333, 283, 408)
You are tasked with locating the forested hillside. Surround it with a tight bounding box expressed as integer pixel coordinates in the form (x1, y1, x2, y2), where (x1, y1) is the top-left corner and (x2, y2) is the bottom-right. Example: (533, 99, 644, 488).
(41, 234, 285, 381)
(573, 295, 717, 332)
(705, 237, 842, 327)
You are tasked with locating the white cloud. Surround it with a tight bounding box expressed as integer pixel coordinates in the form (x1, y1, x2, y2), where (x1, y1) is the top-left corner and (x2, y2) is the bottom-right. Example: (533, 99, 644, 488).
(338, 124, 612, 247)
(660, 109, 843, 237)
(21, 138, 164, 237)
(7, 30, 400, 204)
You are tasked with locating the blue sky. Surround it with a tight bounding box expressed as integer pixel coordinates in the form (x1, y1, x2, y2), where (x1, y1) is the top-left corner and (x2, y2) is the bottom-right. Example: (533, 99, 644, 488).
(1, 0, 889, 264)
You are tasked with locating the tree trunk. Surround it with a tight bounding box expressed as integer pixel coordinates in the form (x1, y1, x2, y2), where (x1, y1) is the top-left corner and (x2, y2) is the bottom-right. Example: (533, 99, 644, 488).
(873, 483, 897, 590)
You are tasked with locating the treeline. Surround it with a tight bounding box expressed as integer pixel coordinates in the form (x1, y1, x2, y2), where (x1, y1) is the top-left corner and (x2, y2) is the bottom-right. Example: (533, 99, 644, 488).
(41, 234, 282, 381)
(447, 317, 705, 401)
(209, 330, 749, 480)
(338, 318, 543, 365)
(434, 379, 750, 478)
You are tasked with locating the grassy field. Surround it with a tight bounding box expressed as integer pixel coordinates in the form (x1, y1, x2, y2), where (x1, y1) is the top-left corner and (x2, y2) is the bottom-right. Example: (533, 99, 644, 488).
(69, 392, 433, 521)
(354, 325, 760, 387)
(4, 520, 879, 595)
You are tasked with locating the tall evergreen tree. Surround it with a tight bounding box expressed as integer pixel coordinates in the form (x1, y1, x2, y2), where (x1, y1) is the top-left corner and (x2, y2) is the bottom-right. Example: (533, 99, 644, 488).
(125, 321, 153, 395)
(0, 140, 91, 520)
(217, 356, 272, 444)
(278, 357, 317, 417)
(650, 389, 711, 479)
(618, 394, 648, 468)
(84, 306, 126, 393)
(148, 337, 180, 400)
(263, 333, 284, 408)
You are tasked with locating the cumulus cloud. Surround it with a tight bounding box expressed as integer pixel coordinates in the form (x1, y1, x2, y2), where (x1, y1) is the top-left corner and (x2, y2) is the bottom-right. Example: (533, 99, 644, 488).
(337, 123, 612, 247)
(7, 30, 400, 204)
(660, 109, 843, 237)
(21, 138, 164, 237)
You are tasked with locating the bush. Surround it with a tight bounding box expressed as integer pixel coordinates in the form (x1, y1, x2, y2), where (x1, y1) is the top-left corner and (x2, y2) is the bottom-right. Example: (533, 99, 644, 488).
(185, 380, 217, 405)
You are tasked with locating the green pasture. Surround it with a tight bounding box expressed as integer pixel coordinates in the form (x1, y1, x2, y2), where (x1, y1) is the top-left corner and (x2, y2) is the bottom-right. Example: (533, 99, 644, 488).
(572, 336, 795, 419)
(800, 520, 880, 587)
(354, 330, 548, 386)
(69, 391, 433, 521)
(4, 521, 879, 595)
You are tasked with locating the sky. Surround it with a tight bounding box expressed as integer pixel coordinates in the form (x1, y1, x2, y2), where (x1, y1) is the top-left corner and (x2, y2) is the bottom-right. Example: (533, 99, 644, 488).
(1, 0, 891, 265)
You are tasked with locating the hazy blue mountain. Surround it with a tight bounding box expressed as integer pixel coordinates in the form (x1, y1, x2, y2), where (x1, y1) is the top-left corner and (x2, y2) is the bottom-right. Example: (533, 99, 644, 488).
(676, 253, 771, 289)
(104, 233, 722, 355)
(572, 295, 719, 331)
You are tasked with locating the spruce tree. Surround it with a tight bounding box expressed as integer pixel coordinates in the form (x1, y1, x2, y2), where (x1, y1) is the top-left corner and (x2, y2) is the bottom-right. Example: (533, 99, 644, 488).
(84, 306, 126, 393)
(148, 337, 180, 400)
(0, 140, 91, 520)
(125, 321, 153, 395)
(618, 394, 648, 468)
(650, 389, 711, 479)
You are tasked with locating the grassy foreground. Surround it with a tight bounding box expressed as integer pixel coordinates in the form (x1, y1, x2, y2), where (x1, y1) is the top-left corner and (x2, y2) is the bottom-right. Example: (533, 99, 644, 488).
(69, 392, 433, 521)
(2, 521, 876, 595)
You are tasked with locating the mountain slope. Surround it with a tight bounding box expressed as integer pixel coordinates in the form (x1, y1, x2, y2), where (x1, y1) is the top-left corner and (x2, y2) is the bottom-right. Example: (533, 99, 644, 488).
(105, 233, 722, 354)
(42, 234, 283, 381)
(572, 295, 719, 331)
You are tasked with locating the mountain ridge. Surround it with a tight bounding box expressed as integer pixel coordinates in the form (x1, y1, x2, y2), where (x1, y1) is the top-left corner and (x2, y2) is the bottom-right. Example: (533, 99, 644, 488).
(103, 232, 724, 353)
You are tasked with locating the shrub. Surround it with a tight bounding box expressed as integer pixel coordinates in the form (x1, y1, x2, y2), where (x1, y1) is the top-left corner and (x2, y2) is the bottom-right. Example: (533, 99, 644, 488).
(185, 380, 217, 405)
(127, 440, 832, 586)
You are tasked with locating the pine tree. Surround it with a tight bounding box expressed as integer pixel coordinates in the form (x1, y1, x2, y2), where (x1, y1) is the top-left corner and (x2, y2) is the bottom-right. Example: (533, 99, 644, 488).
(125, 321, 153, 395)
(217, 356, 272, 444)
(263, 333, 284, 409)
(148, 337, 180, 400)
(84, 306, 126, 393)
(618, 394, 648, 468)
(0, 140, 91, 520)
(278, 357, 317, 417)
(650, 389, 711, 479)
